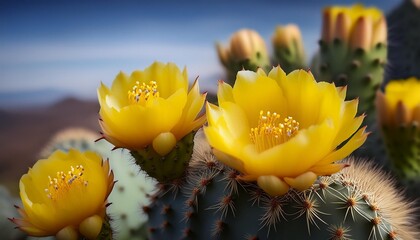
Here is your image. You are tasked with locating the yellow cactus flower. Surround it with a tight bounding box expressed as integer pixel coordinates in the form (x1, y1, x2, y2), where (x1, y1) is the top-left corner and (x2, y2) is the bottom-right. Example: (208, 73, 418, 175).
(376, 78, 420, 126)
(322, 4, 386, 50)
(97, 62, 206, 155)
(204, 67, 367, 196)
(10, 149, 115, 239)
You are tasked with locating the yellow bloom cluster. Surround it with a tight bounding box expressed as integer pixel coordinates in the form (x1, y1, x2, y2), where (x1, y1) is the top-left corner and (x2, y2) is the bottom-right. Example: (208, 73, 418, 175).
(10, 149, 114, 239)
(204, 67, 367, 196)
(322, 4, 386, 50)
(97, 62, 206, 155)
(376, 78, 420, 126)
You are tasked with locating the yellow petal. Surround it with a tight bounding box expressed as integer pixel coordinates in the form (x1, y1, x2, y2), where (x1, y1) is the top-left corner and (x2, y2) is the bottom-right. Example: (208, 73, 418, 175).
(243, 120, 336, 177)
(309, 163, 348, 176)
(317, 126, 367, 165)
(172, 78, 206, 137)
(233, 70, 286, 127)
(217, 80, 234, 104)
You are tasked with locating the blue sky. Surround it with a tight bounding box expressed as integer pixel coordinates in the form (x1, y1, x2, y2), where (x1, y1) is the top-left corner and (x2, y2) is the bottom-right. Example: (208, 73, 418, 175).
(0, 0, 401, 102)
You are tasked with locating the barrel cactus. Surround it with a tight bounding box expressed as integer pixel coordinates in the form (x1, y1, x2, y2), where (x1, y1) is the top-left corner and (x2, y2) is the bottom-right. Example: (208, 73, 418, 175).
(146, 130, 418, 239)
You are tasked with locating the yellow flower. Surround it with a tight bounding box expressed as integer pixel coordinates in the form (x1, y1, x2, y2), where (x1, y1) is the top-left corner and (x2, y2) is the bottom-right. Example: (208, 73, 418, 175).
(204, 67, 367, 196)
(376, 78, 420, 126)
(97, 62, 206, 155)
(322, 4, 386, 50)
(10, 149, 115, 239)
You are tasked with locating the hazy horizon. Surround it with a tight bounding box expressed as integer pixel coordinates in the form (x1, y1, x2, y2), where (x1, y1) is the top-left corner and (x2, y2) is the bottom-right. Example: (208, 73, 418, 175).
(0, 0, 401, 107)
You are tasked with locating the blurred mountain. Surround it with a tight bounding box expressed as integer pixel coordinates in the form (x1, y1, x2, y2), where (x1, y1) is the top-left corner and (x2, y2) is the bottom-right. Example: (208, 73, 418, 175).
(0, 89, 74, 110)
(0, 97, 100, 192)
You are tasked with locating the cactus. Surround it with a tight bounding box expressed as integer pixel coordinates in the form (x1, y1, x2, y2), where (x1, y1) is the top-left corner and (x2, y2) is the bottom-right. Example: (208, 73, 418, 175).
(272, 24, 307, 73)
(312, 5, 388, 162)
(39, 128, 156, 240)
(145, 131, 418, 239)
(386, 0, 420, 83)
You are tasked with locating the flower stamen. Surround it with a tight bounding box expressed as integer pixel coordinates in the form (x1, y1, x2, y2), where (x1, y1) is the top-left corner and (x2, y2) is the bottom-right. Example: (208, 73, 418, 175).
(250, 111, 299, 152)
(45, 165, 88, 200)
(128, 81, 159, 105)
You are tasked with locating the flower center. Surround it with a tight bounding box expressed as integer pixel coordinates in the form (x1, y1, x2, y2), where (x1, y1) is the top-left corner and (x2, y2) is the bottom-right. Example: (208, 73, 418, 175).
(250, 111, 299, 152)
(127, 81, 159, 105)
(45, 165, 88, 200)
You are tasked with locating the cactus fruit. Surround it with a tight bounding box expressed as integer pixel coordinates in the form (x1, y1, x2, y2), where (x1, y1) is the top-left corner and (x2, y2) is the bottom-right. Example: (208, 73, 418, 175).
(386, 0, 420, 83)
(145, 130, 418, 239)
(39, 128, 156, 240)
(216, 29, 271, 85)
(272, 24, 307, 73)
(130, 131, 195, 183)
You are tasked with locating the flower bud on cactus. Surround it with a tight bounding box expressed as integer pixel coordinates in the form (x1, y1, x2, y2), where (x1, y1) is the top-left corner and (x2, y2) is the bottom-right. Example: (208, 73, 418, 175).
(314, 4, 388, 161)
(216, 29, 271, 84)
(376, 78, 420, 182)
(272, 24, 306, 73)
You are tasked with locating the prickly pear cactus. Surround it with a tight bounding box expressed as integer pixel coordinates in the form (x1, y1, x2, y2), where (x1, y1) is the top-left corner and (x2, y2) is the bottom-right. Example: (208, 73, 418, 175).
(386, 0, 420, 83)
(145, 131, 418, 239)
(39, 128, 156, 240)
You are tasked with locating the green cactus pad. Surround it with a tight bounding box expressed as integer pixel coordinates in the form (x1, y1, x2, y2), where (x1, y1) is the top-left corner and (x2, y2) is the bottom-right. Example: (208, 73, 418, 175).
(131, 131, 196, 183)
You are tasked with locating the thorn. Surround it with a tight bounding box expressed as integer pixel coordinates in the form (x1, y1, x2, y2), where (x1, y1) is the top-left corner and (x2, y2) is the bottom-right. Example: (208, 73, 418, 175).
(95, 136, 105, 142)
(161, 220, 170, 229)
(162, 205, 172, 215)
(105, 202, 113, 207)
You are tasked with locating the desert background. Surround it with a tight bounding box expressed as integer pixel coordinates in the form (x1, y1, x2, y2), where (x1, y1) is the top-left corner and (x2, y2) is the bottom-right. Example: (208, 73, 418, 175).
(0, 0, 401, 196)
